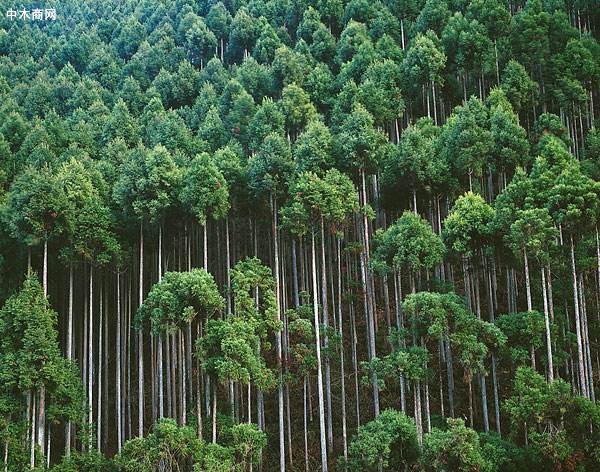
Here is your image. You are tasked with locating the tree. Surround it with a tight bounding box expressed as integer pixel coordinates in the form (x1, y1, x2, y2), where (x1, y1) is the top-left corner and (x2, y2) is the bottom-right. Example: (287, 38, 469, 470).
(487, 89, 530, 187)
(505, 367, 600, 470)
(281, 169, 359, 470)
(0, 275, 84, 468)
(500, 60, 539, 115)
(344, 409, 419, 471)
(201, 257, 280, 445)
(114, 144, 181, 435)
(380, 117, 445, 212)
(247, 98, 285, 153)
(3, 164, 70, 295)
(421, 418, 492, 472)
(373, 211, 445, 281)
(402, 31, 446, 123)
(371, 212, 444, 441)
(280, 84, 317, 140)
(293, 120, 334, 174)
(356, 60, 405, 130)
(439, 98, 492, 192)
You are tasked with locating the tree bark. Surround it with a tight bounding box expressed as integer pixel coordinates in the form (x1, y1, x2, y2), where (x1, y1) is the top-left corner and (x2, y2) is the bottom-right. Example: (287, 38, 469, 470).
(311, 229, 328, 472)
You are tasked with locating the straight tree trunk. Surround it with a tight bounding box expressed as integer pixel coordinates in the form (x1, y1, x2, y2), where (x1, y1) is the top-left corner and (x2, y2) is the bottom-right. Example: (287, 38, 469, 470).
(570, 235, 588, 398)
(541, 267, 554, 383)
(116, 271, 123, 452)
(311, 229, 328, 472)
(138, 222, 145, 436)
(271, 194, 286, 472)
(65, 264, 74, 456)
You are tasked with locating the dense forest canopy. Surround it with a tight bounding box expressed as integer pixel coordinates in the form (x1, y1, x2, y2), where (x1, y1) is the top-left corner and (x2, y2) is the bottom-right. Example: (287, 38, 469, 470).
(0, 0, 599, 470)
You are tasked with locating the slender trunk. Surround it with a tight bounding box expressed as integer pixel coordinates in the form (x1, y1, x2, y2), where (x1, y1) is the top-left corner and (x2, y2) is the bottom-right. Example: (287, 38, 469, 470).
(360, 168, 379, 416)
(212, 386, 217, 443)
(116, 272, 123, 452)
(87, 266, 93, 449)
(97, 281, 103, 451)
(445, 339, 455, 417)
(320, 218, 333, 452)
(226, 218, 232, 315)
(203, 223, 208, 270)
(523, 247, 533, 311)
(303, 376, 309, 472)
(468, 376, 474, 428)
(43, 238, 48, 296)
(138, 222, 145, 436)
(570, 236, 588, 398)
(541, 267, 554, 383)
(271, 195, 286, 472)
(415, 382, 423, 446)
(30, 392, 35, 468)
(311, 229, 328, 472)
(337, 237, 348, 464)
(158, 226, 164, 419)
(65, 264, 74, 456)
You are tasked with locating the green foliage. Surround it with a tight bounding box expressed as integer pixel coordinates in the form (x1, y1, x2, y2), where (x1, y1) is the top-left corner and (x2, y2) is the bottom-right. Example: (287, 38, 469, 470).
(3, 164, 71, 247)
(116, 419, 199, 471)
(495, 311, 546, 365)
(138, 269, 224, 333)
(502, 367, 600, 469)
(51, 450, 118, 472)
(344, 409, 420, 471)
(280, 169, 359, 236)
(366, 344, 429, 389)
(0, 275, 84, 466)
(248, 132, 294, 201)
(199, 316, 276, 390)
(198, 257, 281, 391)
(381, 117, 446, 206)
(180, 152, 230, 225)
(286, 303, 317, 377)
(402, 291, 465, 341)
(439, 98, 492, 187)
(335, 103, 387, 173)
(113, 144, 182, 223)
(421, 418, 493, 472)
(372, 211, 445, 275)
(443, 192, 495, 257)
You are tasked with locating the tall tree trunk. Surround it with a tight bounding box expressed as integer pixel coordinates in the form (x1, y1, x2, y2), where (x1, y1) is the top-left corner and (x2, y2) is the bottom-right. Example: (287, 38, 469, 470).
(311, 229, 328, 472)
(337, 237, 348, 464)
(138, 222, 145, 436)
(65, 263, 74, 456)
(158, 225, 164, 419)
(271, 194, 286, 472)
(97, 281, 103, 451)
(359, 168, 379, 416)
(541, 267, 554, 383)
(570, 235, 588, 398)
(87, 266, 93, 449)
(319, 217, 333, 452)
(116, 271, 123, 452)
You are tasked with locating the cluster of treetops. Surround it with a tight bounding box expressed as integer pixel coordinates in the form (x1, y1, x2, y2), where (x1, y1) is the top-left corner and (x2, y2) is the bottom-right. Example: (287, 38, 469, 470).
(0, 0, 599, 470)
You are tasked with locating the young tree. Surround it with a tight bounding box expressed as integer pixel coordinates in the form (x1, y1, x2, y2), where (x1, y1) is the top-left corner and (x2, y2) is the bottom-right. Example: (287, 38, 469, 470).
(0, 275, 84, 469)
(421, 418, 492, 472)
(343, 409, 419, 471)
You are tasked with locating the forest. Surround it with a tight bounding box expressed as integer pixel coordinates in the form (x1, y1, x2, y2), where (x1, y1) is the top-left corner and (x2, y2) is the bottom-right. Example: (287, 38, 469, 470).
(0, 0, 599, 470)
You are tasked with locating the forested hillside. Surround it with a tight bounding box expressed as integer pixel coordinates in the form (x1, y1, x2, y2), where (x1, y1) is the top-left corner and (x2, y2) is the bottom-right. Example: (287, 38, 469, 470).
(0, 0, 599, 470)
